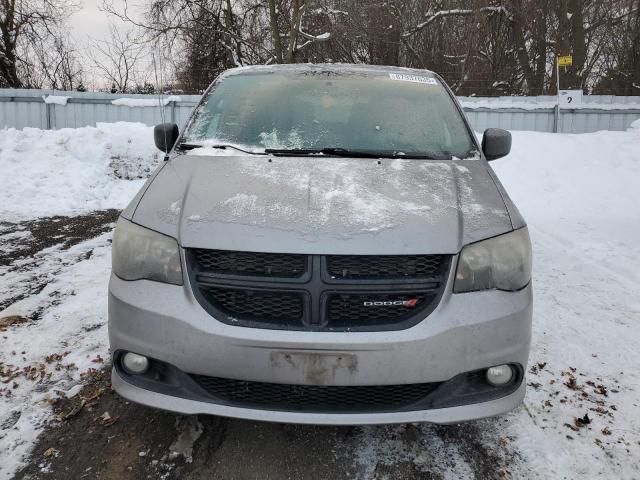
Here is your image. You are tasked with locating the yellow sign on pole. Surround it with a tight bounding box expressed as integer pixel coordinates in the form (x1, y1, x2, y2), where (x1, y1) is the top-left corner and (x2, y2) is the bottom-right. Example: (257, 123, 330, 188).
(558, 55, 573, 67)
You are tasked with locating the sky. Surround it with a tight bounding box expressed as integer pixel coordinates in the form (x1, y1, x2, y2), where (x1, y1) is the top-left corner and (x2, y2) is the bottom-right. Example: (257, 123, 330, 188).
(71, 1, 110, 42)
(70, 0, 145, 44)
(70, 1, 126, 43)
(69, 0, 149, 88)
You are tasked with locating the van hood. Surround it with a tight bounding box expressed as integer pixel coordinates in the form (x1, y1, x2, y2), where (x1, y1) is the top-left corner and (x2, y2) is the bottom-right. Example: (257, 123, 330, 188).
(128, 153, 513, 254)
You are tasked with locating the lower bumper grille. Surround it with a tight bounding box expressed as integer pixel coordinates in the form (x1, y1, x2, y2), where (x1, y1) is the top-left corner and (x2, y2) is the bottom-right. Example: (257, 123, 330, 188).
(190, 375, 441, 412)
(115, 354, 525, 415)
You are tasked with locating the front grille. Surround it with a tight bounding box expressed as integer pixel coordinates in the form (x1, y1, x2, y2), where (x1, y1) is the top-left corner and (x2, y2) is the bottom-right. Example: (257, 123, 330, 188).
(326, 292, 436, 328)
(327, 255, 444, 280)
(199, 286, 304, 323)
(191, 249, 307, 278)
(187, 249, 450, 331)
(190, 375, 441, 412)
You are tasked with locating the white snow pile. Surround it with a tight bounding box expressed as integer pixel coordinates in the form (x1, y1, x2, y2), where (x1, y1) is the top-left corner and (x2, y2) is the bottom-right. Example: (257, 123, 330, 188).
(0, 122, 159, 222)
(41, 96, 70, 106)
(111, 95, 181, 107)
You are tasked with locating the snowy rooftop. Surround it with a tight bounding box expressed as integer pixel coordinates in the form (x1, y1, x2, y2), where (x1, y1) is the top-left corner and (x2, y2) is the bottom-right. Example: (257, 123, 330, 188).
(222, 63, 438, 78)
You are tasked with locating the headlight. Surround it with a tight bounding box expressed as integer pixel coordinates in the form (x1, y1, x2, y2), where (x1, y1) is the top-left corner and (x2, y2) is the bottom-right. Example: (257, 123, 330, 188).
(112, 218, 183, 285)
(454, 227, 531, 293)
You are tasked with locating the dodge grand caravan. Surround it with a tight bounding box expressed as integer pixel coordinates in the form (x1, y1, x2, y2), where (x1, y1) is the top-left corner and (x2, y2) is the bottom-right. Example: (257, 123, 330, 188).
(108, 64, 532, 425)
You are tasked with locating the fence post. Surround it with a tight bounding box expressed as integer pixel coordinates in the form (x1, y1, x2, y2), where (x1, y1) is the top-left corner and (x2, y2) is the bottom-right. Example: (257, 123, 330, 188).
(553, 104, 560, 133)
(45, 102, 52, 130)
(170, 100, 177, 124)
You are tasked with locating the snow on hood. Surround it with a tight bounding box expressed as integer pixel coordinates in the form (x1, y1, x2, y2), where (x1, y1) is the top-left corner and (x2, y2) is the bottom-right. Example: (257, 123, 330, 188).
(128, 154, 513, 254)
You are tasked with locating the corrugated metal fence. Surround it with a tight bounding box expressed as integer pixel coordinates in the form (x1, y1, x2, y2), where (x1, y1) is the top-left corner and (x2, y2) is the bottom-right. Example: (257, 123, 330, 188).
(1, 89, 639, 134)
(461, 95, 640, 133)
(0, 89, 201, 131)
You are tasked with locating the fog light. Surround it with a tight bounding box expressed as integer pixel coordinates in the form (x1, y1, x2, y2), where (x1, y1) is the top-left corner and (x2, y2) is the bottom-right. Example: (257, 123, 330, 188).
(122, 352, 149, 374)
(485, 365, 513, 386)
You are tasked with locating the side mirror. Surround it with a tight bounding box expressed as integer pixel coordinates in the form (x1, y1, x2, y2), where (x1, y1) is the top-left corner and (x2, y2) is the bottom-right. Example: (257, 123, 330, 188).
(482, 128, 511, 161)
(154, 123, 179, 153)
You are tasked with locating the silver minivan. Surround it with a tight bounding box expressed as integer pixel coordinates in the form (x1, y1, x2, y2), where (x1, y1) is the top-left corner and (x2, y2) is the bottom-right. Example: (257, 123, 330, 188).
(108, 64, 532, 425)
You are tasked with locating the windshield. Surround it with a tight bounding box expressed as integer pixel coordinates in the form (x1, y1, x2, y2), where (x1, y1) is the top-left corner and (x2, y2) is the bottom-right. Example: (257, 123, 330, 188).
(182, 70, 476, 159)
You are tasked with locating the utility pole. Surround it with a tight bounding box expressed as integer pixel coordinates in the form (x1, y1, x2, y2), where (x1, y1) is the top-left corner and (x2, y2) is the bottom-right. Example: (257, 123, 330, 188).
(556, 55, 561, 133)
(556, 54, 573, 133)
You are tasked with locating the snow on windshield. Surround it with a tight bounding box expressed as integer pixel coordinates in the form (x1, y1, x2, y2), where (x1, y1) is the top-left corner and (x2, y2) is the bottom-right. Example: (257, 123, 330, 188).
(182, 71, 476, 158)
(259, 128, 305, 149)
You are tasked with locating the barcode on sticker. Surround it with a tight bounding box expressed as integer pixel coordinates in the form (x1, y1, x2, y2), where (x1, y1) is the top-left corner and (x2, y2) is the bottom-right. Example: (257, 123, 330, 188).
(389, 73, 438, 85)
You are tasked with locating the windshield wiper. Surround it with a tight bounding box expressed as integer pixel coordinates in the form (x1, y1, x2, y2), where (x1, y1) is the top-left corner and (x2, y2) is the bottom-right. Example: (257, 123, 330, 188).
(390, 152, 450, 160)
(180, 143, 450, 159)
(178, 142, 266, 155)
(178, 142, 206, 150)
(265, 147, 448, 159)
(265, 147, 382, 158)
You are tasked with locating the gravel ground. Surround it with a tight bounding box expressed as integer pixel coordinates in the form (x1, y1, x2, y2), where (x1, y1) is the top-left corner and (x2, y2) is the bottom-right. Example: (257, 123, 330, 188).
(14, 368, 516, 480)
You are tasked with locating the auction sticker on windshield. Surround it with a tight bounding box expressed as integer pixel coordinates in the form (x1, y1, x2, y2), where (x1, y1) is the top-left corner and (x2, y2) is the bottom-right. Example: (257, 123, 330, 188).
(389, 73, 438, 85)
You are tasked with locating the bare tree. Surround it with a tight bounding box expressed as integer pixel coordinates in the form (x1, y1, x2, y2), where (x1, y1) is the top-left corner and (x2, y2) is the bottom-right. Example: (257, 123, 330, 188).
(551, 0, 638, 91)
(104, 0, 331, 65)
(595, 0, 640, 94)
(31, 36, 85, 90)
(91, 24, 146, 93)
(0, 0, 78, 87)
(99, 0, 640, 95)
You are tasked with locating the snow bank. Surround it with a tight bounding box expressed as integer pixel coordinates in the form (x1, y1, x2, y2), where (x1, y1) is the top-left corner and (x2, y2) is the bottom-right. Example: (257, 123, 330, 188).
(0, 122, 159, 221)
(111, 95, 181, 107)
(493, 126, 640, 252)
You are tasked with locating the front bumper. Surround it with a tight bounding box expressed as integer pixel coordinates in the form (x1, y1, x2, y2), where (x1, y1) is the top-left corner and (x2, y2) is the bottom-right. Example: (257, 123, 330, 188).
(108, 271, 532, 424)
(112, 367, 526, 425)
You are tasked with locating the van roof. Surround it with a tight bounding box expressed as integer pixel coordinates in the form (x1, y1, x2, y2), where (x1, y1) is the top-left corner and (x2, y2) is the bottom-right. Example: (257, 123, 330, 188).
(222, 63, 438, 78)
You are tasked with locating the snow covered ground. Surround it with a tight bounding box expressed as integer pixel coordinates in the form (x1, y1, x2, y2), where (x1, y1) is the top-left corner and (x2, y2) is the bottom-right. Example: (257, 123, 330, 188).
(0, 122, 159, 477)
(493, 126, 640, 478)
(0, 121, 639, 479)
(0, 228, 115, 477)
